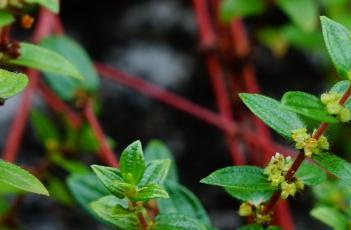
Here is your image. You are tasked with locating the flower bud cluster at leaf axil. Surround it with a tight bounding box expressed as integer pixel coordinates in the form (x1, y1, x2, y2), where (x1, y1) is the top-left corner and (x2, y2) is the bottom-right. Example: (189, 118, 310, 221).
(238, 202, 272, 225)
(321, 92, 351, 122)
(291, 128, 329, 157)
(264, 153, 304, 199)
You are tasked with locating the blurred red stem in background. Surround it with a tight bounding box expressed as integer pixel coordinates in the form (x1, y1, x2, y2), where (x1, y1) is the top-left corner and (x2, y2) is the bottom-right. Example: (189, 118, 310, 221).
(3, 70, 38, 162)
(38, 81, 81, 128)
(2, 8, 55, 162)
(95, 62, 236, 135)
(83, 101, 118, 167)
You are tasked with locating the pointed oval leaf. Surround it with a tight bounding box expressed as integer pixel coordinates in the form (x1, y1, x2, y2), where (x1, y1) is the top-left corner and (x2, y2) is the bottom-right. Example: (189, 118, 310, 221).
(330, 80, 351, 110)
(281, 91, 338, 123)
(67, 173, 111, 217)
(154, 214, 207, 230)
(145, 140, 178, 182)
(201, 166, 275, 193)
(120, 141, 145, 185)
(0, 69, 28, 100)
(25, 0, 59, 13)
(321, 16, 351, 79)
(0, 159, 48, 196)
(40, 35, 100, 100)
(90, 195, 140, 229)
(310, 207, 349, 230)
(220, 0, 265, 22)
(312, 153, 351, 186)
(139, 159, 171, 186)
(132, 184, 169, 202)
(239, 93, 305, 139)
(277, 0, 318, 32)
(91, 165, 125, 198)
(0, 10, 15, 27)
(157, 181, 212, 227)
(296, 161, 327, 186)
(9, 42, 82, 80)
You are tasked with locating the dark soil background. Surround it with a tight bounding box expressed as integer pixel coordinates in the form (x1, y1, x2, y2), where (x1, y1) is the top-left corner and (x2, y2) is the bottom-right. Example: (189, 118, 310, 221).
(0, 0, 335, 229)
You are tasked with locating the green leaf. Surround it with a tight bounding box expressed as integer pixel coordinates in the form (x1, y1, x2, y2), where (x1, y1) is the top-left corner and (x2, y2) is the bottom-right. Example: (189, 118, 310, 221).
(224, 187, 274, 206)
(90, 195, 140, 229)
(0, 10, 15, 27)
(320, 16, 351, 79)
(0, 159, 48, 196)
(158, 181, 211, 227)
(91, 165, 126, 198)
(139, 160, 170, 186)
(132, 184, 169, 201)
(120, 140, 145, 185)
(310, 206, 349, 230)
(30, 110, 59, 144)
(40, 35, 100, 100)
(51, 154, 89, 174)
(9, 42, 82, 80)
(0, 69, 28, 99)
(145, 140, 178, 182)
(296, 161, 327, 186)
(239, 93, 305, 139)
(313, 153, 351, 186)
(277, 0, 318, 32)
(220, 0, 265, 22)
(67, 173, 110, 216)
(200, 166, 275, 199)
(47, 176, 73, 206)
(330, 80, 351, 110)
(154, 214, 207, 230)
(281, 91, 338, 123)
(25, 0, 59, 13)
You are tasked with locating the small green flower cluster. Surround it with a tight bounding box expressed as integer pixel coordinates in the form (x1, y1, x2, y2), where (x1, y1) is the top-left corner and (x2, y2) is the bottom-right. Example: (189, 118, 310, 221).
(321, 92, 351, 122)
(291, 128, 329, 157)
(238, 203, 272, 224)
(264, 153, 304, 199)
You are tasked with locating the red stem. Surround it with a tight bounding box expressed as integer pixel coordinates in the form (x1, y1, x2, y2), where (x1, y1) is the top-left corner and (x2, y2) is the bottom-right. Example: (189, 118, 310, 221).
(95, 62, 236, 135)
(191, 0, 217, 50)
(206, 55, 244, 165)
(2, 8, 56, 162)
(3, 70, 38, 162)
(83, 101, 118, 167)
(38, 81, 81, 128)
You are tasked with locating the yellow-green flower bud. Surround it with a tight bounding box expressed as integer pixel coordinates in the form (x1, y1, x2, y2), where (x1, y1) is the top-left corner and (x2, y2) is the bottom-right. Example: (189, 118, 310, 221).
(280, 181, 297, 199)
(318, 135, 330, 150)
(256, 213, 272, 224)
(339, 108, 351, 122)
(294, 178, 304, 190)
(291, 128, 308, 143)
(320, 92, 341, 105)
(326, 101, 343, 115)
(270, 174, 285, 187)
(238, 203, 252, 216)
